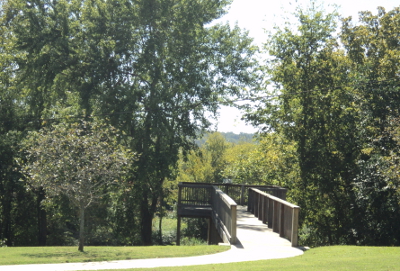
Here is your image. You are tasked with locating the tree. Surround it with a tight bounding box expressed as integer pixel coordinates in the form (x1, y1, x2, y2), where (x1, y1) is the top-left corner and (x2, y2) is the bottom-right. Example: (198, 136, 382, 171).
(0, 10, 39, 246)
(223, 133, 299, 187)
(246, 4, 400, 246)
(247, 3, 360, 245)
(204, 132, 229, 183)
(340, 6, 400, 245)
(21, 120, 134, 251)
(223, 141, 261, 184)
(176, 132, 229, 184)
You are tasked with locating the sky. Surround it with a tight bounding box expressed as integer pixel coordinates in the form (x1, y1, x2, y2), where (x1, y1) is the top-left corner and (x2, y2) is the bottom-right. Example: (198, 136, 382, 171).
(213, 0, 399, 134)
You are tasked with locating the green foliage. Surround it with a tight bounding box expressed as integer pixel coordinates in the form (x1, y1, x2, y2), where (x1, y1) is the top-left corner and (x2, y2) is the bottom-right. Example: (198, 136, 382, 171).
(177, 132, 298, 189)
(223, 142, 260, 184)
(177, 132, 229, 184)
(246, 4, 400, 246)
(21, 120, 134, 207)
(182, 217, 209, 243)
(20, 120, 135, 251)
(196, 132, 254, 146)
(254, 7, 359, 245)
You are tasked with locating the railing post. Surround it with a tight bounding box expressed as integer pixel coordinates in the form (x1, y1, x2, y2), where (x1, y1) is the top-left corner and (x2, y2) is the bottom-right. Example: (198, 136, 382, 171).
(279, 204, 285, 237)
(254, 192, 259, 217)
(257, 194, 263, 220)
(231, 204, 237, 244)
(176, 184, 183, 246)
(247, 188, 252, 212)
(262, 195, 268, 224)
(176, 216, 181, 246)
(291, 207, 300, 247)
(240, 185, 245, 206)
(267, 197, 273, 228)
(273, 201, 280, 233)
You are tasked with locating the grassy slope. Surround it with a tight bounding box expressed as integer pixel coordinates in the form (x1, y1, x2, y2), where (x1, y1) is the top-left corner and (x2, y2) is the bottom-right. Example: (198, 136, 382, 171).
(99, 246, 400, 271)
(0, 246, 229, 265)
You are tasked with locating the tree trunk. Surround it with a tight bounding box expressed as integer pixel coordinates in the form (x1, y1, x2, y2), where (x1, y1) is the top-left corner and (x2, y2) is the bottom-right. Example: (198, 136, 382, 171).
(140, 192, 158, 245)
(158, 193, 163, 244)
(78, 206, 85, 252)
(2, 188, 12, 246)
(140, 196, 153, 246)
(37, 187, 47, 246)
(158, 214, 163, 244)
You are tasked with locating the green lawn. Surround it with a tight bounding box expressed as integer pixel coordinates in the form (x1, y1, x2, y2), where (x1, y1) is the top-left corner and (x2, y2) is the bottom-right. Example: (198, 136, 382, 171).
(99, 246, 400, 271)
(1, 245, 399, 271)
(0, 245, 229, 266)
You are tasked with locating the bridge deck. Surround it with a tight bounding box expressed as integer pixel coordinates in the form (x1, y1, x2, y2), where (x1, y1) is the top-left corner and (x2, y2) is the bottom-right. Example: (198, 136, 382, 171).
(235, 205, 293, 248)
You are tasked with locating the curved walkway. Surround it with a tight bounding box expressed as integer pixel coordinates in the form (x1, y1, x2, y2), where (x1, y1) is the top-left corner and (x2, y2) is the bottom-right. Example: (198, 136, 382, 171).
(1, 206, 304, 270)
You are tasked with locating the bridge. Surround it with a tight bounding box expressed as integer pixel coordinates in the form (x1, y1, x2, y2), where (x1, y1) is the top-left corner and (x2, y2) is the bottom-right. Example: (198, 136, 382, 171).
(176, 182, 300, 247)
(1, 183, 302, 271)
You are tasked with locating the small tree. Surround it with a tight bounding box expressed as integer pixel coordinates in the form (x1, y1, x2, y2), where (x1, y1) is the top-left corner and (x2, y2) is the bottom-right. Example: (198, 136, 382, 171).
(21, 120, 134, 251)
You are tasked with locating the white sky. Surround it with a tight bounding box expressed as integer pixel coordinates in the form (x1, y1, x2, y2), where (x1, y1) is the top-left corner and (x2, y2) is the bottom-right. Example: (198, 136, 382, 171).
(213, 0, 399, 134)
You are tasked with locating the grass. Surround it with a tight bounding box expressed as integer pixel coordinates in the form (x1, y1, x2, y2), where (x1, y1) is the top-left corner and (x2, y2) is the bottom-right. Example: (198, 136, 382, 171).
(2, 245, 399, 270)
(0, 245, 229, 266)
(97, 246, 400, 271)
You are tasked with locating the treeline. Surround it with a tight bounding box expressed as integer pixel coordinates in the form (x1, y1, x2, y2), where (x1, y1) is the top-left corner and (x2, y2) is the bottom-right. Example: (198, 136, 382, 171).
(195, 132, 254, 146)
(177, 132, 291, 186)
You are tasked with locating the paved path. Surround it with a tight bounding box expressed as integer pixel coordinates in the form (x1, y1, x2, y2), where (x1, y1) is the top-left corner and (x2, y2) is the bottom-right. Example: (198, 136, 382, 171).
(1, 206, 303, 270)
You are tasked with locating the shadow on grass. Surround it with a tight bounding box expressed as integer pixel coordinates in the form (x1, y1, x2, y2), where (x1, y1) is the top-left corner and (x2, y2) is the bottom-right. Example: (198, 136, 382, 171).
(20, 251, 89, 258)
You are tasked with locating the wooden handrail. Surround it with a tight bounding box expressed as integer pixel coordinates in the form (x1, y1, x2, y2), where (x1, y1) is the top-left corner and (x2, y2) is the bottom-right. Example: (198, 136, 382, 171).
(248, 188, 300, 247)
(177, 183, 296, 246)
(211, 186, 237, 244)
(179, 182, 287, 206)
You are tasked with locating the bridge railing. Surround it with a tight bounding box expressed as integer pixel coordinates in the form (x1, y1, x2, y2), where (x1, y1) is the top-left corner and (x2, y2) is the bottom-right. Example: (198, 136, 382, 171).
(248, 188, 300, 247)
(178, 183, 212, 207)
(211, 186, 237, 244)
(179, 182, 287, 205)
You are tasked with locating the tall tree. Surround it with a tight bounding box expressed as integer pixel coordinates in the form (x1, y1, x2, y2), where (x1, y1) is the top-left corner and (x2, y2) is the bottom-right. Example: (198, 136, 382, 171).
(248, 3, 359, 245)
(0, 6, 39, 246)
(341, 6, 400, 245)
(204, 132, 229, 183)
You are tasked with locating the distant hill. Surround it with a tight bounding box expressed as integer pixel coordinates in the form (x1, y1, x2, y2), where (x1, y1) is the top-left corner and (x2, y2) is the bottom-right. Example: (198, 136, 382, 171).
(196, 131, 255, 146)
(222, 132, 254, 144)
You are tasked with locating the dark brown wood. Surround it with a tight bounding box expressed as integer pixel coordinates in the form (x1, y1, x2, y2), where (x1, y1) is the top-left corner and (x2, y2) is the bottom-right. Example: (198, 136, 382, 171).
(262, 195, 268, 224)
(179, 182, 287, 206)
(176, 216, 181, 246)
(176, 183, 297, 246)
(249, 188, 300, 246)
(268, 198, 273, 228)
(280, 203, 285, 237)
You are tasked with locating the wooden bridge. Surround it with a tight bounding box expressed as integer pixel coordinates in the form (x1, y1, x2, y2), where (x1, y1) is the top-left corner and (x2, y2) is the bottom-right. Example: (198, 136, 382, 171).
(177, 182, 300, 247)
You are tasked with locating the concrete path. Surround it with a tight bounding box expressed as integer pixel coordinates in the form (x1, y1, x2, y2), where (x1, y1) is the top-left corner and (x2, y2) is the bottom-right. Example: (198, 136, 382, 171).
(1, 206, 303, 270)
